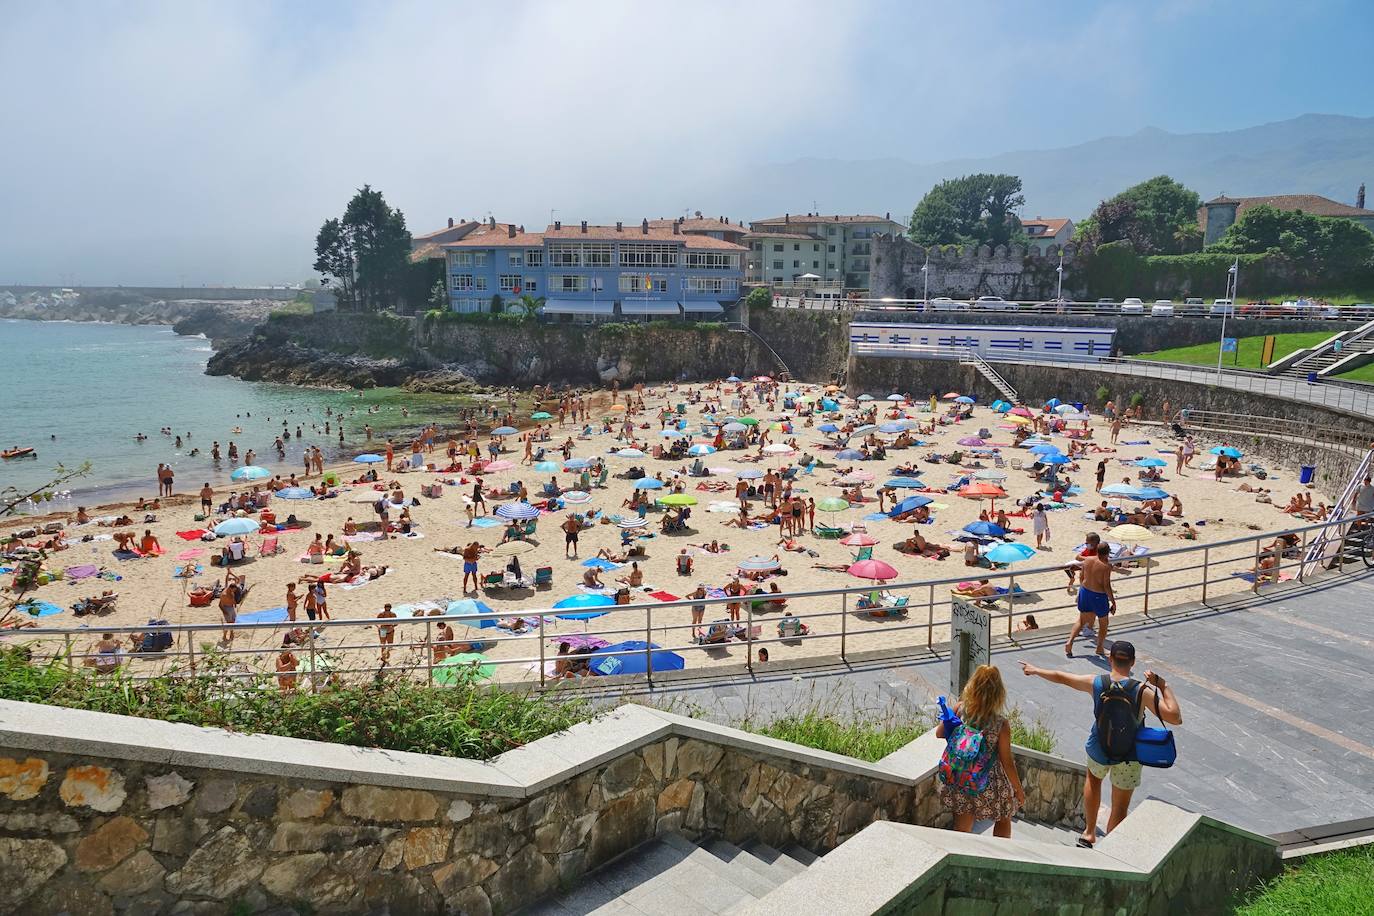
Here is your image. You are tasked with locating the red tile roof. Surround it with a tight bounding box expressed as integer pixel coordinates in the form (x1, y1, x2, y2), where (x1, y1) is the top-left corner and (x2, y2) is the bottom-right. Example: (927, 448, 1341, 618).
(1021, 218, 1072, 237)
(540, 224, 745, 250)
(443, 223, 545, 248)
(742, 231, 823, 241)
(647, 218, 750, 235)
(750, 214, 903, 228)
(1224, 194, 1374, 219)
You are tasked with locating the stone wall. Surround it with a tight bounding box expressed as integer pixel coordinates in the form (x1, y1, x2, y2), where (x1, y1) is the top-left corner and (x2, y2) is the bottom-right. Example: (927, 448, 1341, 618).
(868, 237, 1087, 301)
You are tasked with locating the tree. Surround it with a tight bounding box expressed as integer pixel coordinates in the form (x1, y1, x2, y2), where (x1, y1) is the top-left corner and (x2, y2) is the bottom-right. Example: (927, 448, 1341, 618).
(744, 287, 773, 310)
(1076, 176, 1201, 254)
(510, 293, 546, 318)
(2, 462, 90, 519)
(313, 185, 412, 312)
(908, 174, 1025, 248)
(1210, 204, 1374, 280)
(428, 279, 448, 310)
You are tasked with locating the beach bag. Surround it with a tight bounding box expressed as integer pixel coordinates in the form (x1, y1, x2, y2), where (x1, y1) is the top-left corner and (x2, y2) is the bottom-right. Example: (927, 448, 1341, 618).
(1135, 689, 1177, 768)
(1096, 676, 1143, 763)
(938, 722, 995, 796)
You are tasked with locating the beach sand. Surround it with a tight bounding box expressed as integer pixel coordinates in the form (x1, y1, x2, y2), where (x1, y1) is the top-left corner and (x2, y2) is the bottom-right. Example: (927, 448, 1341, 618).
(2, 382, 1331, 685)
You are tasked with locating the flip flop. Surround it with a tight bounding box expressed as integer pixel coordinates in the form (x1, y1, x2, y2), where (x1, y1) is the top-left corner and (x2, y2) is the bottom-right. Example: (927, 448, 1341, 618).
(1075, 837, 1094, 849)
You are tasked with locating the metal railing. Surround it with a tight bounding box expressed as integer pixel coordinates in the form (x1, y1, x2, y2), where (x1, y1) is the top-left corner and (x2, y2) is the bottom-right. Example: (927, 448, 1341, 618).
(776, 295, 1374, 322)
(1301, 450, 1374, 577)
(11, 514, 1369, 691)
(958, 349, 1018, 403)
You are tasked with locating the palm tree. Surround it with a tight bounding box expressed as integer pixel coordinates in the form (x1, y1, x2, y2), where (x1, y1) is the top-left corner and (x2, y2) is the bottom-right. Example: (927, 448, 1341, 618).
(512, 293, 546, 318)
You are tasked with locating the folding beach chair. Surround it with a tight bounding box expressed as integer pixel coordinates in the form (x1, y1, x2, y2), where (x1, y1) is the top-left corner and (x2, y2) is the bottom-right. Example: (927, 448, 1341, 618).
(533, 567, 553, 588)
(851, 546, 874, 562)
(257, 535, 281, 557)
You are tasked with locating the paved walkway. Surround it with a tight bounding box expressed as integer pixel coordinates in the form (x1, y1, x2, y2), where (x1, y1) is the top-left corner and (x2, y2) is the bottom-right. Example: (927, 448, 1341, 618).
(597, 572, 1374, 836)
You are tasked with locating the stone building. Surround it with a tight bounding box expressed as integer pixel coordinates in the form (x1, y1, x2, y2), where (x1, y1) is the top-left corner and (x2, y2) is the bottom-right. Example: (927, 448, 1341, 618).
(868, 236, 1083, 302)
(1200, 192, 1374, 245)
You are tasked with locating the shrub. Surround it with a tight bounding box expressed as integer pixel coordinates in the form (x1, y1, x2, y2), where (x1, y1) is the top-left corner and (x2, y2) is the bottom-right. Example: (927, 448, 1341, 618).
(1095, 385, 1111, 403)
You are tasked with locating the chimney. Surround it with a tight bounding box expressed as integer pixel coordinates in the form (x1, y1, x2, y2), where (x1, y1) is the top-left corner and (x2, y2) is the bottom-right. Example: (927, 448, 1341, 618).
(784, 213, 790, 224)
(580, 220, 587, 234)
(507, 224, 516, 239)
(616, 221, 623, 232)
(447, 217, 454, 228)
(673, 222, 680, 235)
(518, 225, 524, 233)
(459, 218, 467, 224)
(1360, 183, 1367, 210)
(554, 220, 561, 230)
(489, 216, 496, 227)
(885, 211, 890, 220)
(641, 218, 649, 234)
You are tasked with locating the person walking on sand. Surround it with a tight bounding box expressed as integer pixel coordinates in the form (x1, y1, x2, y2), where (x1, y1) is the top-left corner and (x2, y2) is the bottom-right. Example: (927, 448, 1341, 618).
(1109, 416, 1122, 445)
(1032, 504, 1050, 550)
(376, 602, 397, 663)
(936, 664, 1026, 838)
(1020, 641, 1182, 847)
(218, 570, 247, 645)
(561, 514, 582, 558)
(1065, 543, 1115, 657)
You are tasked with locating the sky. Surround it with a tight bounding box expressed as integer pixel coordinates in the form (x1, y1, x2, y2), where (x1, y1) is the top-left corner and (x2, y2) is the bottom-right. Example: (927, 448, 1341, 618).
(1, 0, 1371, 285)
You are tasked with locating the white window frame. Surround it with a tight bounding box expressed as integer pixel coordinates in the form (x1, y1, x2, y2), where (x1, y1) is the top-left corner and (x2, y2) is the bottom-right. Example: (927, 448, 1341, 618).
(475, 276, 488, 291)
(551, 275, 588, 293)
(684, 251, 736, 270)
(451, 274, 474, 291)
(451, 252, 474, 268)
(508, 252, 524, 267)
(499, 274, 521, 292)
(526, 249, 544, 267)
(524, 277, 538, 292)
(684, 276, 739, 295)
(473, 252, 488, 267)
(619, 243, 679, 268)
(618, 274, 667, 294)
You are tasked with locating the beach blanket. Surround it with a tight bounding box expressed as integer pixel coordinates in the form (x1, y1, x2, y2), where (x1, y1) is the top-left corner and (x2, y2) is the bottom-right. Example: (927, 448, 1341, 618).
(239, 606, 289, 624)
(577, 584, 612, 595)
(173, 565, 204, 579)
(112, 549, 146, 560)
(175, 549, 206, 561)
(339, 568, 393, 590)
(1233, 571, 1294, 584)
(344, 532, 381, 543)
(581, 558, 622, 571)
(863, 513, 891, 522)
(470, 517, 503, 529)
(648, 591, 681, 602)
(394, 531, 426, 541)
(15, 600, 63, 618)
(176, 530, 207, 541)
(64, 565, 99, 581)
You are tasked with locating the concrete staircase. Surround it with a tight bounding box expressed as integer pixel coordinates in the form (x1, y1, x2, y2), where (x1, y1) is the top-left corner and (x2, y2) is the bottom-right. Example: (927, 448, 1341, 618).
(972, 817, 1090, 846)
(958, 349, 1019, 402)
(522, 831, 817, 915)
(1269, 319, 1374, 380)
(727, 321, 793, 381)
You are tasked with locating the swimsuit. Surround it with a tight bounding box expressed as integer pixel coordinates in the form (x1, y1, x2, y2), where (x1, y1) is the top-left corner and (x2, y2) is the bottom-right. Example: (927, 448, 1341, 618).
(463, 560, 478, 574)
(1077, 586, 1110, 618)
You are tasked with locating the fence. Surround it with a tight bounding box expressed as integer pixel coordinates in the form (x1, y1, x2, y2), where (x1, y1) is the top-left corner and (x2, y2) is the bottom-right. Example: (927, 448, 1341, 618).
(775, 295, 1374, 322)
(11, 513, 1370, 692)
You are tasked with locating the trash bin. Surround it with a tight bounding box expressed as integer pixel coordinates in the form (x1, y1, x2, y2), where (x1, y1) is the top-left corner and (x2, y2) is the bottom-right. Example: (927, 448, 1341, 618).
(1299, 465, 1316, 485)
(1307, 372, 1318, 384)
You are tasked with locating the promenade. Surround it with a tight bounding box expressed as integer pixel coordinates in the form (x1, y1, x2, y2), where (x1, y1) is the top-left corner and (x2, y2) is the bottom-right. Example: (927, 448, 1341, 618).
(594, 569, 1374, 836)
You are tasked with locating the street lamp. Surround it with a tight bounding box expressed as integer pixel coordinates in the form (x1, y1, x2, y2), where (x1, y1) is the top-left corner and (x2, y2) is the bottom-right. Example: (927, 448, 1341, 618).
(1055, 252, 1065, 309)
(920, 250, 930, 311)
(1216, 259, 1239, 378)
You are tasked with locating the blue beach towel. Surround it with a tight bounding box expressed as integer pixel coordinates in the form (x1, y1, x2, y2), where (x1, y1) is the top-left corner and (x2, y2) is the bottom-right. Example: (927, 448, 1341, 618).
(863, 512, 891, 522)
(15, 600, 63, 618)
(470, 517, 503, 529)
(239, 606, 289, 624)
(581, 558, 622, 570)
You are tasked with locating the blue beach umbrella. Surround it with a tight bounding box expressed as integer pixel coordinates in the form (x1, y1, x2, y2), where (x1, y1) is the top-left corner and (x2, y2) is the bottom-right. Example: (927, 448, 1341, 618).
(883, 478, 925, 489)
(726, 375, 741, 382)
(230, 465, 270, 481)
(889, 495, 933, 516)
(687, 444, 716, 456)
(554, 593, 615, 621)
(857, 394, 875, 402)
(353, 454, 384, 464)
(990, 400, 1008, 412)
(835, 449, 865, 460)
(1132, 486, 1171, 501)
(983, 542, 1037, 564)
(563, 458, 591, 470)
(495, 501, 540, 520)
(491, 426, 518, 436)
(1210, 446, 1243, 458)
(994, 402, 1012, 414)
(1135, 457, 1167, 468)
(1045, 398, 1062, 409)
(634, 478, 664, 490)
(878, 422, 908, 434)
(818, 423, 840, 434)
(1041, 453, 1071, 466)
(1028, 443, 1061, 456)
(590, 641, 685, 676)
(1100, 483, 1143, 498)
(213, 517, 260, 536)
(962, 520, 1008, 538)
(722, 422, 747, 433)
(954, 396, 975, 404)
(736, 469, 764, 480)
(852, 424, 877, 434)
(275, 487, 315, 500)
(446, 598, 499, 628)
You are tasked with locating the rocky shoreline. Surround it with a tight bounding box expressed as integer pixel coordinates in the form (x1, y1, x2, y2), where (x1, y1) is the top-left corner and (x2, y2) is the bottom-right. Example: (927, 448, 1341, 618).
(0, 294, 278, 347)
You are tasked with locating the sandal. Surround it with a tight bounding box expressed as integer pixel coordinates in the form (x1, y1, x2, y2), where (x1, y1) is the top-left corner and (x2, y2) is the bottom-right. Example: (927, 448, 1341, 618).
(1075, 836, 1095, 849)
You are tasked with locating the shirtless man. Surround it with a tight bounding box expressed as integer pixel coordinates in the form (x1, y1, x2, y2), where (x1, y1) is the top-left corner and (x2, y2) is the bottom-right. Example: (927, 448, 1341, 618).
(219, 571, 246, 645)
(200, 482, 215, 515)
(561, 515, 582, 559)
(460, 541, 484, 593)
(1065, 543, 1115, 657)
(376, 602, 397, 663)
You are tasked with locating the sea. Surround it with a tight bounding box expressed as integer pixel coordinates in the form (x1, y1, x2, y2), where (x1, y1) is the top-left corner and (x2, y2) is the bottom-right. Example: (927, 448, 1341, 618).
(0, 319, 479, 510)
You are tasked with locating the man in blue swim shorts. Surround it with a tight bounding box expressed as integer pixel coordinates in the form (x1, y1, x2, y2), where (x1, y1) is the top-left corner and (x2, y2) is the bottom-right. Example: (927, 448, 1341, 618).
(1065, 542, 1116, 658)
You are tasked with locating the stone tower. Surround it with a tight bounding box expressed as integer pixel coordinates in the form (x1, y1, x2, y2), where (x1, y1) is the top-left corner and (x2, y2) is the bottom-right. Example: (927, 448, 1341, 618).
(1359, 183, 1366, 210)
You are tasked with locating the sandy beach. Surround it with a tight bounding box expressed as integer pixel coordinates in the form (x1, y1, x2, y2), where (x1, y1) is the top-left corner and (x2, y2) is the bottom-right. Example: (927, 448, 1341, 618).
(2, 380, 1334, 685)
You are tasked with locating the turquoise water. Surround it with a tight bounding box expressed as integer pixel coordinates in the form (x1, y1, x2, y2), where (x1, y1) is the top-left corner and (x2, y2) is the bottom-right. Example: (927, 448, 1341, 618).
(0, 319, 466, 507)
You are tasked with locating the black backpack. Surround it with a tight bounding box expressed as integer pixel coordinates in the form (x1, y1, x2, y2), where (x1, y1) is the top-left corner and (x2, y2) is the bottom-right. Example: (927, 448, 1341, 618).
(1096, 676, 1143, 763)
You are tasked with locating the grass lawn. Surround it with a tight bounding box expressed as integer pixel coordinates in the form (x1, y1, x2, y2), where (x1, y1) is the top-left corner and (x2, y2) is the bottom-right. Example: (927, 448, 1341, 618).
(1235, 845, 1374, 915)
(1135, 332, 1374, 383)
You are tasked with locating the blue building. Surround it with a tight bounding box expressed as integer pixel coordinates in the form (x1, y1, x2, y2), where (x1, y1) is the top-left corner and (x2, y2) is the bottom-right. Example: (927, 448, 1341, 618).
(440, 217, 745, 321)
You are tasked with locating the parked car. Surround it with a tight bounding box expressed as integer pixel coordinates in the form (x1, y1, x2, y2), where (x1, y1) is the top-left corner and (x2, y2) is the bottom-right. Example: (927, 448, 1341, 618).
(973, 296, 1018, 310)
(1095, 298, 1117, 313)
(1178, 297, 1205, 316)
(1120, 298, 1145, 315)
(1151, 300, 1175, 317)
(1239, 301, 1282, 319)
(928, 297, 963, 311)
(1209, 298, 1235, 318)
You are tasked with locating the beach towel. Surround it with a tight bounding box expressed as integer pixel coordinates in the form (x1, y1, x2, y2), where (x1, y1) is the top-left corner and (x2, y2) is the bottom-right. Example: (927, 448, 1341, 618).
(112, 549, 145, 560)
(176, 530, 207, 541)
(15, 600, 63, 618)
(863, 513, 890, 522)
(577, 584, 612, 594)
(173, 565, 204, 579)
(581, 558, 622, 571)
(340, 570, 391, 590)
(64, 565, 99, 581)
(344, 532, 381, 543)
(648, 591, 681, 602)
(175, 549, 206, 561)
(239, 606, 289, 624)
(394, 531, 426, 540)
(470, 517, 503, 529)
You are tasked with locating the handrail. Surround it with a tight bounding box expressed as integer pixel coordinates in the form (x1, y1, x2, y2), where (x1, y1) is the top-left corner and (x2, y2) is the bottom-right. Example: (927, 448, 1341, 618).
(729, 321, 793, 379)
(11, 513, 1370, 689)
(1301, 449, 1374, 577)
(776, 295, 1374, 322)
(957, 349, 1019, 403)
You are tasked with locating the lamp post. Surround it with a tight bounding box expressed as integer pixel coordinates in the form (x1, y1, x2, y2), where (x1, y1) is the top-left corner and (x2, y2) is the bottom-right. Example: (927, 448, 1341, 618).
(920, 250, 930, 311)
(1055, 252, 1065, 309)
(1216, 259, 1239, 378)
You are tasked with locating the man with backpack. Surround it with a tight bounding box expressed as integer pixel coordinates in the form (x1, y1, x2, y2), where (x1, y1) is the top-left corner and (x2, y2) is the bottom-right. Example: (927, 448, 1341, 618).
(1020, 641, 1182, 848)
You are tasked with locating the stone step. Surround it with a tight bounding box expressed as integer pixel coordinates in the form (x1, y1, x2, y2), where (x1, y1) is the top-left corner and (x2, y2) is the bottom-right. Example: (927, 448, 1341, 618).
(971, 817, 1098, 847)
(739, 840, 809, 879)
(522, 833, 814, 916)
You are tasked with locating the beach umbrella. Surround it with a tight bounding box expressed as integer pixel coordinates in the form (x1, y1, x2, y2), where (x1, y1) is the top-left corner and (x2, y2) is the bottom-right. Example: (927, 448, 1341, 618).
(1028, 443, 1061, 456)
(835, 449, 865, 460)
(722, 422, 747, 434)
(784, 390, 801, 399)
(878, 422, 909, 434)
(1132, 486, 1171, 501)
(1210, 446, 1243, 458)
(616, 448, 646, 457)
(1111, 524, 1154, 541)
(840, 531, 879, 546)
(213, 517, 260, 536)
(959, 483, 1007, 501)
(1009, 406, 1034, 418)
(1005, 415, 1033, 426)
(737, 556, 782, 573)
(1135, 457, 1167, 468)
(484, 460, 515, 472)
(962, 520, 1008, 538)
(837, 473, 874, 486)
(1060, 412, 1090, 421)
(554, 593, 615, 613)
(1041, 453, 1071, 466)
(434, 653, 496, 685)
(818, 423, 840, 433)
(659, 429, 681, 438)
(955, 396, 975, 404)
(561, 490, 592, 504)
(534, 461, 560, 472)
(230, 465, 270, 481)
(686, 444, 716, 457)
(446, 598, 499, 627)
(883, 478, 925, 489)
(857, 394, 875, 402)
(495, 501, 540, 520)
(658, 493, 697, 507)
(633, 478, 664, 490)
(353, 454, 384, 464)
(994, 402, 1012, 414)
(886, 394, 905, 402)
(942, 391, 961, 400)
(983, 542, 1037, 564)
(972, 468, 1007, 481)
(1045, 398, 1062, 409)
(736, 469, 764, 480)
(1052, 404, 1076, 415)
(1100, 484, 1143, 498)
(957, 437, 986, 447)
(753, 375, 773, 382)
(563, 458, 591, 470)
(890, 495, 933, 515)
(616, 517, 648, 529)
(991, 400, 1008, 411)
(726, 375, 742, 382)
(763, 443, 794, 454)
(816, 497, 850, 513)
(852, 424, 877, 434)
(275, 487, 315, 500)
(737, 417, 760, 426)
(847, 559, 899, 581)
(530, 411, 552, 420)
(590, 641, 685, 676)
(606, 404, 627, 412)
(490, 540, 535, 557)
(491, 426, 518, 436)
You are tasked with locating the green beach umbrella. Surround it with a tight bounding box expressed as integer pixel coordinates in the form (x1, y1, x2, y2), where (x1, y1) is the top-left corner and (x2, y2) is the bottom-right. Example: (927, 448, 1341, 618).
(531, 411, 553, 420)
(737, 417, 759, 426)
(434, 653, 496, 685)
(658, 493, 698, 507)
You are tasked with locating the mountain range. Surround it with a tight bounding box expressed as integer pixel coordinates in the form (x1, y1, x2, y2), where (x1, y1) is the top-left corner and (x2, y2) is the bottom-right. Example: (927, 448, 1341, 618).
(727, 113, 1374, 224)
